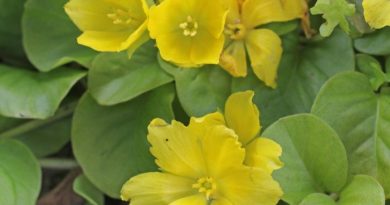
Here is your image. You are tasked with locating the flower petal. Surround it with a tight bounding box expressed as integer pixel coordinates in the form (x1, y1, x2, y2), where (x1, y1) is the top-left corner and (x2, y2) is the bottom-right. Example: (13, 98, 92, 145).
(153, 32, 193, 66)
(224, 91, 260, 145)
(169, 194, 206, 205)
(220, 41, 247, 77)
(245, 138, 283, 174)
(77, 31, 132, 51)
(148, 0, 227, 66)
(225, 0, 240, 25)
(190, 31, 225, 65)
(245, 29, 282, 88)
(196, 0, 229, 39)
(200, 125, 245, 177)
(64, 0, 115, 31)
(219, 167, 283, 205)
(211, 198, 233, 205)
(363, 0, 390, 29)
(121, 172, 195, 205)
(241, 0, 307, 28)
(147, 118, 206, 178)
(188, 112, 226, 133)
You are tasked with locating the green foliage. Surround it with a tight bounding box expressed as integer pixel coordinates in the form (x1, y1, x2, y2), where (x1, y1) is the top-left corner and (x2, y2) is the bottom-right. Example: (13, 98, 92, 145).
(1, 0, 390, 204)
(356, 54, 388, 90)
(0, 64, 85, 119)
(89, 42, 173, 105)
(355, 27, 390, 55)
(263, 114, 348, 204)
(0, 114, 72, 157)
(312, 71, 390, 197)
(310, 0, 355, 37)
(22, 0, 97, 71)
(72, 84, 175, 197)
(299, 175, 385, 205)
(160, 58, 232, 117)
(0, 0, 27, 62)
(73, 175, 104, 205)
(0, 140, 41, 205)
(232, 29, 354, 127)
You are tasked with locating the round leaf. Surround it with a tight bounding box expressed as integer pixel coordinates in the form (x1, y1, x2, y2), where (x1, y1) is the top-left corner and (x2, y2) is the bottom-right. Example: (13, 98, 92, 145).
(22, 0, 97, 71)
(299, 193, 336, 205)
(73, 175, 104, 205)
(0, 115, 72, 157)
(72, 84, 174, 197)
(263, 114, 348, 205)
(160, 59, 232, 117)
(355, 27, 390, 55)
(233, 29, 354, 127)
(338, 175, 385, 205)
(0, 140, 41, 205)
(89, 42, 173, 105)
(312, 71, 390, 197)
(0, 0, 27, 61)
(0, 64, 86, 119)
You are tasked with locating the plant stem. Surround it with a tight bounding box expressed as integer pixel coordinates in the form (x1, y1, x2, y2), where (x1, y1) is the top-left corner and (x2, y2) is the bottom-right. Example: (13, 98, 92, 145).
(0, 101, 77, 139)
(39, 158, 79, 170)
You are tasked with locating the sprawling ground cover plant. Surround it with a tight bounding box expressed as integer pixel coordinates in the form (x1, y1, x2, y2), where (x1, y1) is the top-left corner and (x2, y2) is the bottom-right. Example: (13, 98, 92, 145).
(1, 0, 390, 204)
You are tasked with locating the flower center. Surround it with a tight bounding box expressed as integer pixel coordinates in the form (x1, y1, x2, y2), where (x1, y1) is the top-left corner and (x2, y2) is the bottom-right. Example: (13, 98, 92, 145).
(225, 22, 247, 40)
(192, 177, 217, 200)
(107, 9, 135, 25)
(179, 16, 199, 37)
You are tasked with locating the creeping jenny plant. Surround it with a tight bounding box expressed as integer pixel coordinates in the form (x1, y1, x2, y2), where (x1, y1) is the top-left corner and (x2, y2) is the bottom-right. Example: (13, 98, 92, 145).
(65, 0, 150, 56)
(220, 0, 308, 88)
(121, 91, 283, 205)
(148, 0, 228, 67)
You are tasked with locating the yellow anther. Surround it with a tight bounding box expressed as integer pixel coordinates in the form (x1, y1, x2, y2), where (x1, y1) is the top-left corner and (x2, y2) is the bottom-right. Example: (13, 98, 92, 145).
(107, 8, 135, 25)
(192, 177, 217, 200)
(225, 22, 247, 40)
(179, 15, 198, 37)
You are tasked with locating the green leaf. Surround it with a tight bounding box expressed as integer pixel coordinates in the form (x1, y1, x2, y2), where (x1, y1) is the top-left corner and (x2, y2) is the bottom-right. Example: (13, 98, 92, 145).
(0, 0, 27, 62)
(22, 0, 97, 71)
(0, 140, 41, 205)
(338, 175, 385, 205)
(0, 102, 75, 157)
(159, 58, 232, 117)
(263, 114, 348, 205)
(72, 84, 174, 198)
(355, 27, 390, 55)
(232, 29, 354, 127)
(310, 0, 355, 37)
(0, 64, 85, 119)
(260, 20, 300, 36)
(356, 54, 387, 90)
(73, 175, 104, 205)
(89, 41, 173, 105)
(312, 71, 390, 197)
(299, 176, 385, 205)
(348, 0, 372, 37)
(299, 193, 336, 205)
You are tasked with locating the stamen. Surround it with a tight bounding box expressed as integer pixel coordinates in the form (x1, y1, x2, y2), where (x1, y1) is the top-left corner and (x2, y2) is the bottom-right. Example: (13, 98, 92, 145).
(192, 177, 217, 200)
(225, 22, 247, 40)
(107, 8, 135, 25)
(179, 15, 199, 37)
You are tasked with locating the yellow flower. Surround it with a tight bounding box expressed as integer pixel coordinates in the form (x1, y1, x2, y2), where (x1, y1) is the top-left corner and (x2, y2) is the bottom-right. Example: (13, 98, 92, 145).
(121, 117, 282, 205)
(148, 0, 228, 67)
(220, 0, 308, 88)
(191, 91, 283, 174)
(64, 0, 149, 56)
(362, 0, 390, 29)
